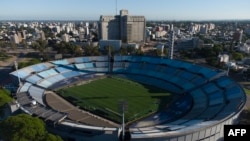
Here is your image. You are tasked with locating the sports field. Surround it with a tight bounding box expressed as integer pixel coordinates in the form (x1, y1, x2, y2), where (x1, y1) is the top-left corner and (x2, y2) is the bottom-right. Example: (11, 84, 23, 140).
(57, 76, 173, 123)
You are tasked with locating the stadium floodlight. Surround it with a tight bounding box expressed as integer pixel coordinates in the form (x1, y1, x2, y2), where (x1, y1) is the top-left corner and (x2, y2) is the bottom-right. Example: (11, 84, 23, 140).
(14, 61, 22, 86)
(119, 100, 128, 141)
(168, 24, 174, 59)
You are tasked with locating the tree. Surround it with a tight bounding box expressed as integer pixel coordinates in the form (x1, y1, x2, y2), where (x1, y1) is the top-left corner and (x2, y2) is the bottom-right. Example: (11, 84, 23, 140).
(56, 31, 66, 38)
(135, 46, 144, 56)
(43, 26, 55, 39)
(68, 44, 83, 57)
(127, 46, 135, 54)
(0, 41, 7, 48)
(31, 41, 40, 51)
(119, 46, 127, 55)
(31, 39, 49, 60)
(119, 46, 138, 55)
(44, 133, 63, 141)
(232, 52, 243, 61)
(84, 46, 100, 56)
(213, 44, 223, 56)
(0, 114, 63, 141)
(54, 41, 83, 57)
(206, 56, 219, 67)
(103, 46, 114, 56)
(0, 51, 10, 61)
(54, 41, 67, 55)
(0, 89, 12, 116)
(72, 45, 83, 57)
(10, 42, 17, 50)
(37, 40, 48, 54)
(20, 40, 28, 50)
(156, 48, 162, 56)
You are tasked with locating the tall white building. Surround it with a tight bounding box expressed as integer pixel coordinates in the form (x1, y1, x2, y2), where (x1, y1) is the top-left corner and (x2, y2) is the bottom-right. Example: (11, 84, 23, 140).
(10, 34, 19, 44)
(33, 30, 46, 41)
(233, 29, 243, 43)
(200, 24, 208, 34)
(61, 34, 70, 42)
(85, 22, 89, 36)
(99, 9, 146, 43)
(239, 39, 250, 54)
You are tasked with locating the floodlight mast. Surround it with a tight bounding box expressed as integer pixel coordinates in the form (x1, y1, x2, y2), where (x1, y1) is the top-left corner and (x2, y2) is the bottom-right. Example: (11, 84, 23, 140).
(14, 61, 22, 86)
(122, 105, 125, 141)
(119, 100, 127, 141)
(109, 46, 111, 73)
(168, 24, 174, 59)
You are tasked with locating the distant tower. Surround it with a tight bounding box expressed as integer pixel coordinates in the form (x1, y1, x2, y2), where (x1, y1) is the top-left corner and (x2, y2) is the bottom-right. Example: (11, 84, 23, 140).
(168, 24, 174, 59)
(85, 22, 89, 36)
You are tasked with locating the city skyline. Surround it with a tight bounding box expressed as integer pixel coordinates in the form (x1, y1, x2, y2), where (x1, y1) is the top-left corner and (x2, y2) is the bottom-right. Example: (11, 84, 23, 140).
(0, 0, 250, 21)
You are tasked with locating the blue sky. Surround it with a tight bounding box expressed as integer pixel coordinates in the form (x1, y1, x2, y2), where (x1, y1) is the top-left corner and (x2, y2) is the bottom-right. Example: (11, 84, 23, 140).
(0, 0, 250, 21)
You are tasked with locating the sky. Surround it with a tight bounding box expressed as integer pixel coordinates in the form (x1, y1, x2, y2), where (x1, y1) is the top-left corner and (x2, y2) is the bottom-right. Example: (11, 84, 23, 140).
(0, 0, 250, 21)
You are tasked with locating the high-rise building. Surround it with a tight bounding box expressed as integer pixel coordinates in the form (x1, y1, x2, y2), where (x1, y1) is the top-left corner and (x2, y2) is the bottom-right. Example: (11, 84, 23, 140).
(233, 29, 243, 43)
(61, 33, 70, 42)
(21, 30, 26, 40)
(200, 24, 208, 34)
(99, 9, 146, 43)
(40, 31, 46, 41)
(85, 22, 89, 36)
(10, 34, 19, 44)
(34, 30, 46, 41)
(17, 32, 23, 43)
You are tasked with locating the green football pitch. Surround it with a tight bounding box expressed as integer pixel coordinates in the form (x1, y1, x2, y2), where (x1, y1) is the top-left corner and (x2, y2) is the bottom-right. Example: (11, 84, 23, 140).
(57, 76, 173, 123)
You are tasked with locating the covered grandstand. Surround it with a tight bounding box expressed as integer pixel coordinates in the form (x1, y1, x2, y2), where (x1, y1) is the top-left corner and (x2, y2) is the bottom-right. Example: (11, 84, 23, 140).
(10, 55, 246, 141)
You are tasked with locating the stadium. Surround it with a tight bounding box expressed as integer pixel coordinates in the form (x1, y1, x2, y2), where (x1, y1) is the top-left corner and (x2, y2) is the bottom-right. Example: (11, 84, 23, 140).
(10, 55, 246, 141)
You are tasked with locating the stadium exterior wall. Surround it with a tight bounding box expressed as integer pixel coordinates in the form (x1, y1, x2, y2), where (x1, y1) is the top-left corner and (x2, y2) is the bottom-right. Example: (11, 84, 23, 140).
(130, 111, 242, 141)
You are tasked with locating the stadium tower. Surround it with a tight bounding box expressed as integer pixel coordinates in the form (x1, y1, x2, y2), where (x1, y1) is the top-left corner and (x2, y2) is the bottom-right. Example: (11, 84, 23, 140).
(168, 24, 174, 59)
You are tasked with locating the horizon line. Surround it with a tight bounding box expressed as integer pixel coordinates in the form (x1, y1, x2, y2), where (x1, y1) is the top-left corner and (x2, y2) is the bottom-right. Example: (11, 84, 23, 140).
(0, 19, 250, 22)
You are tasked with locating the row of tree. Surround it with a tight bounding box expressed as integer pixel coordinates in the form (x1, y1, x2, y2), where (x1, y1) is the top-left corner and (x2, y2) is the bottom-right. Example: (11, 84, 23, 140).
(0, 114, 63, 141)
(0, 88, 63, 141)
(180, 44, 244, 67)
(31, 40, 146, 59)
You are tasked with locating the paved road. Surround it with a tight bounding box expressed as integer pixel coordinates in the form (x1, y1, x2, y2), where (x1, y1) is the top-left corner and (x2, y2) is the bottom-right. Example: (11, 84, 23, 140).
(0, 55, 23, 87)
(0, 68, 13, 85)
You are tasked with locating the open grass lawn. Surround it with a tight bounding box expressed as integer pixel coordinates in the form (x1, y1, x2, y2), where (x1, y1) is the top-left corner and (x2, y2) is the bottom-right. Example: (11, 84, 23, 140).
(57, 76, 173, 123)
